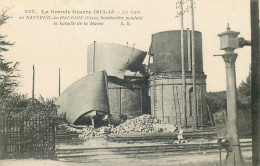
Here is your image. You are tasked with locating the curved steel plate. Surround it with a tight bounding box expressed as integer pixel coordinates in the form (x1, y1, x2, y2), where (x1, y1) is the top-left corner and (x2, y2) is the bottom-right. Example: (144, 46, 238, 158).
(56, 71, 109, 124)
(87, 43, 147, 79)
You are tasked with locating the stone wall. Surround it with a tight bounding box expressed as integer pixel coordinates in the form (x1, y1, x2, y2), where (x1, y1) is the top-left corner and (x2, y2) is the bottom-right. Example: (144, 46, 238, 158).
(149, 72, 207, 128)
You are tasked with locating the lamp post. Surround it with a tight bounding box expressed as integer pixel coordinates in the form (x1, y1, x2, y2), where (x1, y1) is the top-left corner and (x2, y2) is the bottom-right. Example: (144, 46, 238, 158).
(214, 24, 244, 166)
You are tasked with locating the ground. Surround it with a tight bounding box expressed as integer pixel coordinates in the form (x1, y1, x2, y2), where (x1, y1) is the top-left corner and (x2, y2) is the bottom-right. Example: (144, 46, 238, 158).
(0, 151, 252, 166)
(0, 141, 252, 166)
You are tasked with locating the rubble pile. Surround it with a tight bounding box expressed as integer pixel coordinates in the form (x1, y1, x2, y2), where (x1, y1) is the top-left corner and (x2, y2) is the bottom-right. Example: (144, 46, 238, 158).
(78, 126, 104, 139)
(59, 123, 106, 139)
(59, 114, 177, 139)
(111, 114, 176, 134)
(59, 123, 81, 133)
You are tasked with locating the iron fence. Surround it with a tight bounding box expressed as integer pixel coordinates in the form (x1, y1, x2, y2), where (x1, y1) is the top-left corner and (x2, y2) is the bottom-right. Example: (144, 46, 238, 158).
(0, 116, 58, 159)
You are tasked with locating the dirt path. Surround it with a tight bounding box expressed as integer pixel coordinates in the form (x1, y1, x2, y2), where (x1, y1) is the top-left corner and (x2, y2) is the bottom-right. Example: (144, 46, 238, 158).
(0, 149, 252, 166)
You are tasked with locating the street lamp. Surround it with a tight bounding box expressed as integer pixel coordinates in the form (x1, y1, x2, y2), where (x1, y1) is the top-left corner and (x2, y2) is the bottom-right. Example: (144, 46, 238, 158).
(214, 24, 244, 166)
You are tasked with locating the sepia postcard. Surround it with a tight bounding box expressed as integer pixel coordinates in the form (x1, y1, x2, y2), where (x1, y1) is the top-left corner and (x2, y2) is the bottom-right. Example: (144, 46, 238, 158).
(0, 0, 259, 166)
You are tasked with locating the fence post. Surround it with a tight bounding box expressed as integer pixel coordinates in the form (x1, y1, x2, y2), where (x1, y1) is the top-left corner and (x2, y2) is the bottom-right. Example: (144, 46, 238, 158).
(0, 116, 2, 158)
(11, 117, 14, 158)
(20, 116, 24, 158)
(2, 115, 7, 159)
(51, 118, 56, 158)
(8, 117, 11, 158)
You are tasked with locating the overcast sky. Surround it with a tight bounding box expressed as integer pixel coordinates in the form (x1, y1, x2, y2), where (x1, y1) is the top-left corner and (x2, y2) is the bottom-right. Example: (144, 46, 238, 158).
(0, 0, 258, 98)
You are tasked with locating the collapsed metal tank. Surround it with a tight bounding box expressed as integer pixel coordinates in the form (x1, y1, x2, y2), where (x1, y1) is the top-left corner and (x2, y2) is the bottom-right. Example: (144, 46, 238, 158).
(87, 42, 147, 79)
(148, 30, 207, 128)
(56, 42, 148, 125)
(87, 42, 148, 121)
(56, 71, 109, 125)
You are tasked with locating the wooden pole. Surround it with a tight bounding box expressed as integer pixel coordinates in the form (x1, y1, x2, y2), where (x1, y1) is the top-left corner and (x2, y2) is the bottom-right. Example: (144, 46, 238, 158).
(32, 65, 35, 100)
(93, 41, 96, 73)
(120, 87, 122, 116)
(219, 149, 222, 166)
(148, 54, 151, 73)
(104, 71, 110, 115)
(162, 84, 164, 122)
(140, 88, 143, 115)
(154, 80, 157, 117)
(176, 86, 182, 126)
(200, 88, 203, 126)
(250, 0, 260, 165)
(91, 118, 95, 127)
(58, 68, 60, 96)
(173, 86, 178, 125)
(207, 104, 214, 126)
(180, 0, 187, 128)
(191, 0, 197, 129)
(187, 28, 191, 71)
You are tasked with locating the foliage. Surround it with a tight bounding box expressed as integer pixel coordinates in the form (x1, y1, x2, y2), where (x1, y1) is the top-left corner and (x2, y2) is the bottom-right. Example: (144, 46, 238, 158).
(237, 71, 251, 109)
(0, 10, 20, 97)
(206, 91, 226, 113)
(0, 11, 61, 120)
(0, 93, 28, 116)
(206, 70, 251, 113)
(0, 93, 59, 118)
(26, 96, 59, 118)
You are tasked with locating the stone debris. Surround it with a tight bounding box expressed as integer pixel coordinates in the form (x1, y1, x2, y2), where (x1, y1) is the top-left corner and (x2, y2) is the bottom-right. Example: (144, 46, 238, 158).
(59, 114, 177, 139)
(111, 114, 176, 134)
(79, 126, 103, 138)
(59, 123, 106, 139)
(78, 126, 114, 139)
(59, 123, 80, 132)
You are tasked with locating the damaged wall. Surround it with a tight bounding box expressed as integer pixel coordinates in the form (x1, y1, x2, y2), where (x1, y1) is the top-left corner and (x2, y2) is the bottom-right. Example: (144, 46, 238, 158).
(108, 75, 150, 120)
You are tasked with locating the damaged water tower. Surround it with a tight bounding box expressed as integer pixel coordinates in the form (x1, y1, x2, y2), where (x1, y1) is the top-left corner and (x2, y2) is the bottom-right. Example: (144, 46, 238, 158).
(87, 42, 149, 121)
(148, 30, 207, 128)
(56, 42, 148, 126)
